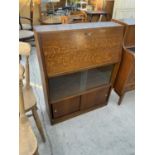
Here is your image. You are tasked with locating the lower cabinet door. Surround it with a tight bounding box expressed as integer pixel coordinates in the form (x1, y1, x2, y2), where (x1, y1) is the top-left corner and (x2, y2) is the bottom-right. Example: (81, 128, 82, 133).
(81, 85, 110, 110)
(52, 96, 80, 118)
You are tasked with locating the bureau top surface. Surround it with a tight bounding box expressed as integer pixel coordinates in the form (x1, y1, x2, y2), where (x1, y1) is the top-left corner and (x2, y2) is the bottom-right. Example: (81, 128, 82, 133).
(34, 22, 122, 33)
(118, 18, 135, 25)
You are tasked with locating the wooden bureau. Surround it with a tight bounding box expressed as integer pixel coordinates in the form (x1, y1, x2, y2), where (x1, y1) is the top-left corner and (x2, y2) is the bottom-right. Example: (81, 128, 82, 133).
(112, 18, 135, 105)
(34, 22, 124, 124)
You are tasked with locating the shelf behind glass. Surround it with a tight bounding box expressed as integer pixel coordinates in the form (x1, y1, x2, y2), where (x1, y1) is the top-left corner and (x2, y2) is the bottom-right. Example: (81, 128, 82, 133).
(49, 65, 113, 102)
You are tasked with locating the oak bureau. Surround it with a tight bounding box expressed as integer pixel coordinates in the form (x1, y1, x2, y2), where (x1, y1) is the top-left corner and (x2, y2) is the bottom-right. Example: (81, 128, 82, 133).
(34, 22, 124, 124)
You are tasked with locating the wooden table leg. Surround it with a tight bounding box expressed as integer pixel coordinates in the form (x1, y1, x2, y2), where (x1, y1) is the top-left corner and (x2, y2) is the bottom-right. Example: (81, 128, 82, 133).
(118, 94, 125, 105)
(90, 14, 93, 22)
(105, 14, 109, 21)
(35, 150, 39, 155)
(98, 15, 103, 22)
(32, 106, 46, 142)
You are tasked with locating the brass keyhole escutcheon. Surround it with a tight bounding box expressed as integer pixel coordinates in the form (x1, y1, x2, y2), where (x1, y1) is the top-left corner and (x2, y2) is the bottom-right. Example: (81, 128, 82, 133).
(85, 32, 92, 36)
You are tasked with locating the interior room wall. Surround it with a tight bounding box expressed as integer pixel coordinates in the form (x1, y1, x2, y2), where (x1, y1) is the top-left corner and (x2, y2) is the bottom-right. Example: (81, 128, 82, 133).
(112, 0, 135, 19)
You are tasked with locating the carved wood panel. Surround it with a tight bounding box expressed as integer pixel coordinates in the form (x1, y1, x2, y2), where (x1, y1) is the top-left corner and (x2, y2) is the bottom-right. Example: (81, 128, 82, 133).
(40, 27, 124, 77)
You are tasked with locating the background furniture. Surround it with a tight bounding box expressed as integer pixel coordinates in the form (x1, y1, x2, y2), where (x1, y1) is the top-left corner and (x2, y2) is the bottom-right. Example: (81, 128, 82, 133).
(48, 0, 61, 14)
(94, 0, 104, 11)
(46, 0, 66, 14)
(19, 0, 34, 30)
(112, 18, 135, 104)
(105, 0, 114, 20)
(19, 42, 45, 141)
(19, 15, 33, 31)
(19, 30, 34, 44)
(67, 10, 87, 23)
(19, 0, 41, 25)
(19, 0, 35, 45)
(76, 1, 88, 11)
(40, 10, 87, 25)
(86, 10, 108, 22)
(85, 0, 114, 22)
(19, 64, 39, 155)
(34, 22, 124, 124)
(40, 15, 62, 25)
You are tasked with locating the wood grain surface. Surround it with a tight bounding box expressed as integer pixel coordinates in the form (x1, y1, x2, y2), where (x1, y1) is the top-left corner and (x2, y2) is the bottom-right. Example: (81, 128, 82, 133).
(39, 26, 124, 77)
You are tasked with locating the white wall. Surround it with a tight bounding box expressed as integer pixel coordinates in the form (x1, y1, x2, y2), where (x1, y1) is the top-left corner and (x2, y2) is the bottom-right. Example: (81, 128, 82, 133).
(112, 0, 135, 19)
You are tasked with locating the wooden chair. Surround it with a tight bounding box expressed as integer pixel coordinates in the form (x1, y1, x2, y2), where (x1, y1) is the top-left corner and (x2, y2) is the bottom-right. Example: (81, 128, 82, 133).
(19, 15, 33, 31)
(61, 11, 87, 24)
(19, 42, 45, 142)
(19, 20, 34, 45)
(19, 0, 33, 31)
(19, 0, 34, 44)
(19, 64, 39, 155)
(19, 17, 34, 42)
(19, 30, 34, 42)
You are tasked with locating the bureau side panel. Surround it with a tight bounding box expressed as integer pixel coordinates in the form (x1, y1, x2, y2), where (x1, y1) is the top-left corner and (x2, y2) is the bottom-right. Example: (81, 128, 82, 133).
(34, 32, 52, 123)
